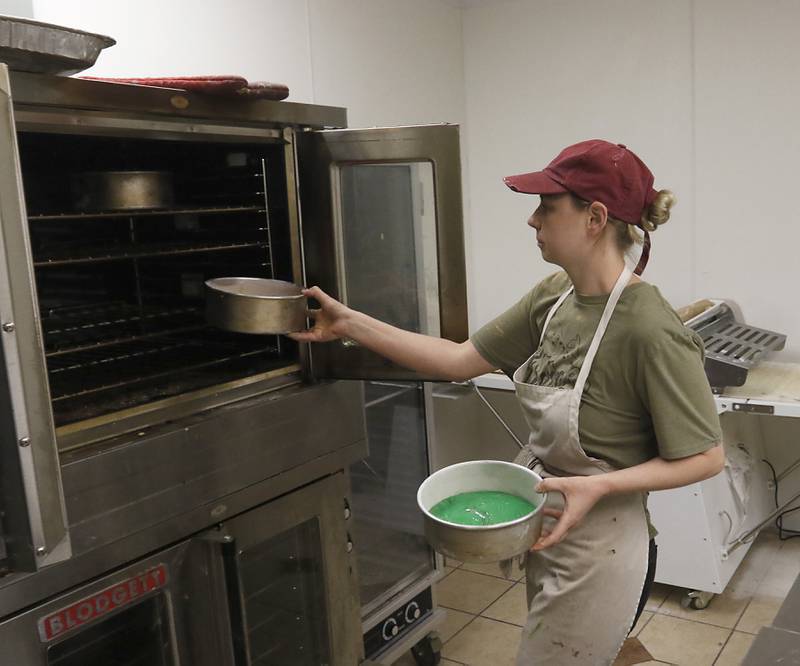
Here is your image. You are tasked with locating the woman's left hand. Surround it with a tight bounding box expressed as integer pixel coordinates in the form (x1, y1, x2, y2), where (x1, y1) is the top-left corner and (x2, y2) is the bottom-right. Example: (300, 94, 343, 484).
(531, 476, 608, 551)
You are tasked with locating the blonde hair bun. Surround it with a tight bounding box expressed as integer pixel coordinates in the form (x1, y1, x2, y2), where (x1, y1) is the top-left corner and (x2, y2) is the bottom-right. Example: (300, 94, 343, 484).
(640, 189, 676, 232)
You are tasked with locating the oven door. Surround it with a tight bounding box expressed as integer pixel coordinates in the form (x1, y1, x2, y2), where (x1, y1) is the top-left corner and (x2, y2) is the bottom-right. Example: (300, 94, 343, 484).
(296, 125, 467, 381)
(216, 471, 362, 666)
(0, 537, 232, 666)
(0, 63, 69, 571)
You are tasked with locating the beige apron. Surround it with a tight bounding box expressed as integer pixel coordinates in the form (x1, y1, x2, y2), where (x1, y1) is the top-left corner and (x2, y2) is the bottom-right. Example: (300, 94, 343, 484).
(512, 265, 649, 666)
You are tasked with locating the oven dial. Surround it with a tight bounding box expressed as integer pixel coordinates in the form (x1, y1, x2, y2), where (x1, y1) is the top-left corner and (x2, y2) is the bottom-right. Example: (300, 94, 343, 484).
(381, 617, 399, 641)
(405, 601, 421, 623)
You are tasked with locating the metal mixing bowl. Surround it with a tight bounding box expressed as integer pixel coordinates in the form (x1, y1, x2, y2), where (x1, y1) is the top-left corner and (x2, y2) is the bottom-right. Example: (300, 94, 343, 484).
(205, 277, 307, 335)
(417, 460, 547, 563)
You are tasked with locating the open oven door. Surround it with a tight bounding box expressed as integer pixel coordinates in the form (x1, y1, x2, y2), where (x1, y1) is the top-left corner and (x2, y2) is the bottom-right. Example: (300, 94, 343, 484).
(0, 64, 70, 571)
(296, 124, 467, 380)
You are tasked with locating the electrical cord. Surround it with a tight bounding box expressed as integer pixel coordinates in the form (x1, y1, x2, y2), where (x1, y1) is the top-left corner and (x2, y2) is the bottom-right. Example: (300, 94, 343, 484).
(761, 458, 800, 540)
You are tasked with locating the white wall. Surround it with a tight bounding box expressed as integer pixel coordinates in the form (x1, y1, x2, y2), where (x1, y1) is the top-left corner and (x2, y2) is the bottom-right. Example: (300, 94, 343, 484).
(694, 0, 800, 360)
(307, 0, 464, 128)
(462, 0, 695, 331)
(31, 0, 316, 100)
(0, 0, 33, 17)
(462, 0, 800, 363)
(30, 0, 464, 124)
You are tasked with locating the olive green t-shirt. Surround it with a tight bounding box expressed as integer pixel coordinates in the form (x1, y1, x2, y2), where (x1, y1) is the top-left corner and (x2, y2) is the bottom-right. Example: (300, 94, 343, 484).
(471, 271, 722, 473)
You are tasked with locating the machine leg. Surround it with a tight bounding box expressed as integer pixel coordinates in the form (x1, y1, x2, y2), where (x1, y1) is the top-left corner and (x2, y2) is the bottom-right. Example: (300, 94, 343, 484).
(411, 631, 442, 666)
(680, 589, 714, 610)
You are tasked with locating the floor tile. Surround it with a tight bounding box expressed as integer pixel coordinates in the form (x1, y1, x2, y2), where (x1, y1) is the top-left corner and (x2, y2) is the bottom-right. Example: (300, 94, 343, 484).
(778, 535, 800, 555)
(482, 583, 528, 626)
(436, 569, 514, 615)
(736, 593, 784, 634)
(612, 636, 654, 665)
(630, 611, 653, 638)
(714, 630, 755, 665)
(658, 586, 749, 629)
(644, 583, 672, 611)
(441, 660, 465, 665)
(442, 616, 521, 666)
(759, 554, 800, 598)
(461, 560, 524, 581)
(638, 614, 730, 665)
(439, 608, 476, 644)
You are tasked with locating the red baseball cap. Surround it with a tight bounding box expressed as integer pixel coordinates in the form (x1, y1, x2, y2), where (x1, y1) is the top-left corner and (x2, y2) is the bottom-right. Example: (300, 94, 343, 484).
(503, 139, 658, 226)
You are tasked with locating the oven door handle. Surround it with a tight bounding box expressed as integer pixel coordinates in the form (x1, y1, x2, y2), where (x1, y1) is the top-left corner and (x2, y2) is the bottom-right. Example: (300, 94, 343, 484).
(219, 535, 251, 666)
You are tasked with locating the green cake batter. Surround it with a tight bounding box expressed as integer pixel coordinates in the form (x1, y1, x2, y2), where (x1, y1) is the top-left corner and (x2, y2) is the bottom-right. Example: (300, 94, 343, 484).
(430, 491, 536, 526)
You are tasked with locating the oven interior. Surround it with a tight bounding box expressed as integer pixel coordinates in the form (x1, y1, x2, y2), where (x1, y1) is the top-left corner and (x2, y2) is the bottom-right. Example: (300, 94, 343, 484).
(18, 132, 299, 429)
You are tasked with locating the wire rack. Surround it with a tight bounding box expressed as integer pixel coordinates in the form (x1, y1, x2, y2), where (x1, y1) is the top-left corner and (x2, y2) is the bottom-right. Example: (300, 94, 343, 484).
(28, 148, 291, 426)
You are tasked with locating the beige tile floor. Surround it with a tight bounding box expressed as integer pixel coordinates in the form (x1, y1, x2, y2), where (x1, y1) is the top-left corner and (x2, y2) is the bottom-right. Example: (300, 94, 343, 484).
(392, 530, 799, 666)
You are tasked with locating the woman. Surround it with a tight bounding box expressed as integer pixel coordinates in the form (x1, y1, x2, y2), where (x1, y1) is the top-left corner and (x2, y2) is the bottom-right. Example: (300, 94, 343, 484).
(289, 139, 724, 665)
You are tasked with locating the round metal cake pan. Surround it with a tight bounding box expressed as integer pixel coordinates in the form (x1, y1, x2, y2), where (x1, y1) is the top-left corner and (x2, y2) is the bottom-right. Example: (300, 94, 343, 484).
(71, 171, 174, 211)
(205, 278, 307, 335)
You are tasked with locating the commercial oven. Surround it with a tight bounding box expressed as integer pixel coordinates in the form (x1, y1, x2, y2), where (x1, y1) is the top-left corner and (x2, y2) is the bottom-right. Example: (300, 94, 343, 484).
(0, 65, 467, 664)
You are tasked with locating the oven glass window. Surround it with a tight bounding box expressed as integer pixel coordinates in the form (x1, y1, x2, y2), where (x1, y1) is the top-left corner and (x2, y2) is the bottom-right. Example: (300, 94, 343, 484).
(47, 595, 174, 666)
(238, 519, 330, 666)
(338, 162, 439, 336)
(351, 380, 433, 611)
(337, 163, 436, 612)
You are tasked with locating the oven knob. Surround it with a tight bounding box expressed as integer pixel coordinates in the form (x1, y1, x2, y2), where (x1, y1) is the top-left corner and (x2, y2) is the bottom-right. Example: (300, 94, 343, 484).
(405, 601, 421, 623)
(381, 617, 399, 641)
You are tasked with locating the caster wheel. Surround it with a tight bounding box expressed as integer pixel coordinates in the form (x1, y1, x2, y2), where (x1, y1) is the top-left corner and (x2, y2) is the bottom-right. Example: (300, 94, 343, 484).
(681, 590, 714, 610)
(411, 633, 442, 666)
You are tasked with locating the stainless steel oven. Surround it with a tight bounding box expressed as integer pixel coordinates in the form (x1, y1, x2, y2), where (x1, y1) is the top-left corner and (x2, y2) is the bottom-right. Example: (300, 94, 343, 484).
(0, 472, 359, 665)
(0, 64, 467, 664)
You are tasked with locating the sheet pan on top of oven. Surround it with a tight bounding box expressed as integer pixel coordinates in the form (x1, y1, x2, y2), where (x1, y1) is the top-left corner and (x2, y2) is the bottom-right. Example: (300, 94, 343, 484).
(679, 299, 787, 393)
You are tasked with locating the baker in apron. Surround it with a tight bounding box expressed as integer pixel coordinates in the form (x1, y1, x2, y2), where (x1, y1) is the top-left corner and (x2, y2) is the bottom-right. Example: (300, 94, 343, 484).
(289, 139, 725, 665)
(510, 263, 649, 665)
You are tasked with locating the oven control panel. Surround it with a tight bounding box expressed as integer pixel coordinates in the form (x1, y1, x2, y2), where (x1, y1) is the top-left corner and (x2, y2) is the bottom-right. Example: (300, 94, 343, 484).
(364, 587, 433, 657)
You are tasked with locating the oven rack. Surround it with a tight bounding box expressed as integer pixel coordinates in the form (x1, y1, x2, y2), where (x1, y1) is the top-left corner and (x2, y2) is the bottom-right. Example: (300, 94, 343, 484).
(47, 333, 279, 403)
(27, 205, 268, 221)
(43, 303, 206, 357)
(33, 239, 271, 266)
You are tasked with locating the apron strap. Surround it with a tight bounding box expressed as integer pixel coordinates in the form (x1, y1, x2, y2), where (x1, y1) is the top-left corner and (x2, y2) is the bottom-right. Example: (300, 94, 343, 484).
(539, 287, 573, 345)
(572, 266, 633, 397)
